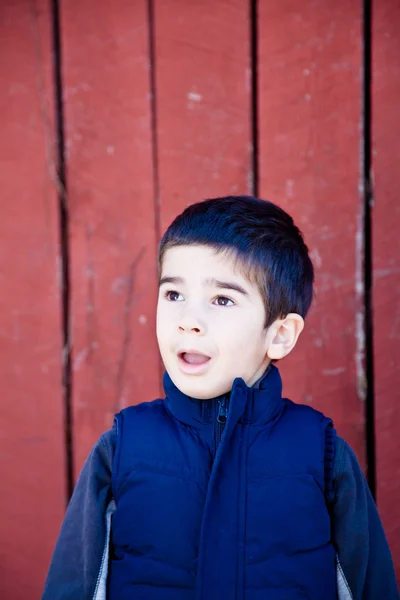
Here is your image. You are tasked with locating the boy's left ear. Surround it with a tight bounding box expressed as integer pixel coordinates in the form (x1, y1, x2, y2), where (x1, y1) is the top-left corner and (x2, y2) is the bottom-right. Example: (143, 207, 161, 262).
(266, 313, 304, 360)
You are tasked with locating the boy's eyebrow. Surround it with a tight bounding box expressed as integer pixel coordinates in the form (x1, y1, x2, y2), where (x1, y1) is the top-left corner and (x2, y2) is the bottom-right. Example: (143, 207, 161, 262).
(159, 276, 249, 296)
(159, 276, 184, 287)
(206, 278, 249, 296)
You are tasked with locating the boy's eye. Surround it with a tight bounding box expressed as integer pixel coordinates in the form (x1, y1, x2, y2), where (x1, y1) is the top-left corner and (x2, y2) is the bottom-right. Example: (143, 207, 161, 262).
(214, 296, 234, 307)
(165, 290, 183, 302)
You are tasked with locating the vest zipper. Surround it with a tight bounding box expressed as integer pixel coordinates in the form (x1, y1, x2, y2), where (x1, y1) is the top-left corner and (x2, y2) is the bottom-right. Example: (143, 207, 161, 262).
(215, 397, 229, 452)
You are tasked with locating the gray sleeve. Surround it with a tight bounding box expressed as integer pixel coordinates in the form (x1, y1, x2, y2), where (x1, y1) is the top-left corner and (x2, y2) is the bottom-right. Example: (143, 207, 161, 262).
(332, 437, 399, 600)
(41, 429, 116, 600)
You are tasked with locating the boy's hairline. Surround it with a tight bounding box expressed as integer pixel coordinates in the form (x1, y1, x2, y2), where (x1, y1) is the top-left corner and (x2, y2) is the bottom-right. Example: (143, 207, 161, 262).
(158, 241, 262, 285)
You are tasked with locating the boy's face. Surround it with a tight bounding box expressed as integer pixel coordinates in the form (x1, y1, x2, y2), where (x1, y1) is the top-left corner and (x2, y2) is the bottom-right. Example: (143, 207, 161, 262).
(156, 245, 272, 400)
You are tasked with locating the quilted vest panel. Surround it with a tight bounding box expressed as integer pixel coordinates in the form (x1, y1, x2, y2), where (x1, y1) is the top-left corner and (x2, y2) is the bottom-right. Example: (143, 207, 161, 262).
(108, 375, 336, 600)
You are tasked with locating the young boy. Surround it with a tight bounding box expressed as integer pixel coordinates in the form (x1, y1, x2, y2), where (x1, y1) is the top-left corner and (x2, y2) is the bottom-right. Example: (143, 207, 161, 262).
(42, 196, 398, 600)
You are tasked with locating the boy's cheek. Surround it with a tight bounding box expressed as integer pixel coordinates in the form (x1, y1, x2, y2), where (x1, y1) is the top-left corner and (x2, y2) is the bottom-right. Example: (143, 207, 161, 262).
(156, 304, 169, 331)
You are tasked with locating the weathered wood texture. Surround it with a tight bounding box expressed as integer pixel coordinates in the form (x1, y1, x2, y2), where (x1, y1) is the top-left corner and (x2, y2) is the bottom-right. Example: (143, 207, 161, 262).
(153, 0, 253, 232)
(372, 0, 400, 576)
(60, 0, 161, 475)
(1, 2, 399, 597)
(0, 2, 65, 598)
(258, 1, 366, 465)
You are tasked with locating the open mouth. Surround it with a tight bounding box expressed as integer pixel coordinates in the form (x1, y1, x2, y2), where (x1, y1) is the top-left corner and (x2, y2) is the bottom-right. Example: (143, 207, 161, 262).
(178, 352, 211, 366)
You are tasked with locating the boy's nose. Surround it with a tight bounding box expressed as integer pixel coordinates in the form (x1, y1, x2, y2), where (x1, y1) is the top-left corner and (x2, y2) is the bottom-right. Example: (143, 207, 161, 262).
(178, 314, 206, 335)
(178, 324, 203, 334)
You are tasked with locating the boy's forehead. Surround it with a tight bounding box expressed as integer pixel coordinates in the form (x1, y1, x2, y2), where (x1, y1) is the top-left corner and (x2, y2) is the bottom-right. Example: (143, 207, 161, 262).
(162, 244, 234, 270)
(160, 244, 255, 285)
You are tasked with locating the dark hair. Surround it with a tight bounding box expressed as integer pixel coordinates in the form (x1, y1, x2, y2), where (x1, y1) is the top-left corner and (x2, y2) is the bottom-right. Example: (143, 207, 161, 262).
(158, 196, 314, 328)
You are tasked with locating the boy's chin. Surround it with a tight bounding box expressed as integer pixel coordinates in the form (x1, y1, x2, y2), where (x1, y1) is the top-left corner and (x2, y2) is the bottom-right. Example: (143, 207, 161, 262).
(169, 372, 231, 400)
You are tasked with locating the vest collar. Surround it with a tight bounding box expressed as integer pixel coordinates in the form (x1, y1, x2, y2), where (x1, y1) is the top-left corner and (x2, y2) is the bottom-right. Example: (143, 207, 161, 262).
(163, 364, 284, 428)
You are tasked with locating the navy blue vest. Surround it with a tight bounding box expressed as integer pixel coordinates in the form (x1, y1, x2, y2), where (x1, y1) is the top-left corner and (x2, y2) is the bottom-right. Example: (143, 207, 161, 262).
(108, 366, 337, 600)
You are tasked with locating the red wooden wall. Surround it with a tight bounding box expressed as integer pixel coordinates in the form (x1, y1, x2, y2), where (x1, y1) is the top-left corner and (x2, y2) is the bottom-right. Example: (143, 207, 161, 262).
(61, 0, 161, 479)
(0, 2, 66, 597)
(0, 1, 398, 597)
(372, 0, 400, 574)
(258, 1, 365, 462)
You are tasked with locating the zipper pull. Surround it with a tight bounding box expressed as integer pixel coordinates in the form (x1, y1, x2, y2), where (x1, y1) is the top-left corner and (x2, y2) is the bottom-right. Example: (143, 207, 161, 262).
(217, 398, 228, 423)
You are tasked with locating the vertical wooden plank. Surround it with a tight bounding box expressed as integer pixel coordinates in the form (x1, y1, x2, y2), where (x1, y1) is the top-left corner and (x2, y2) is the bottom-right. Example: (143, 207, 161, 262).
(258, 2, 365, 462)
(154, 0, 252, 232)
(372, 0, 400, 578)
(61, 0, 160, 474)
(0, 2, 65, 598)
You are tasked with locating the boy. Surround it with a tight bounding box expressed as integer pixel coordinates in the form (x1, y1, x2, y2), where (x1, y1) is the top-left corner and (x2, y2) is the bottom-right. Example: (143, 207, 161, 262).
(42, 196, 398, 600)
